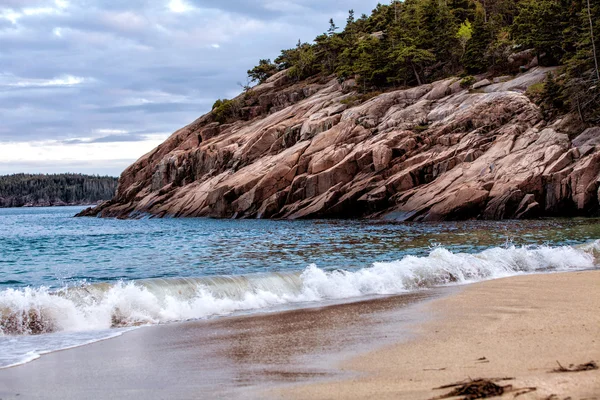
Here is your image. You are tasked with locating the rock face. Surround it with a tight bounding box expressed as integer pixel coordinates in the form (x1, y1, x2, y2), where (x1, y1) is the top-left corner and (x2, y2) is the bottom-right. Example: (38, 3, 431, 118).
(79, 67, 600, 221)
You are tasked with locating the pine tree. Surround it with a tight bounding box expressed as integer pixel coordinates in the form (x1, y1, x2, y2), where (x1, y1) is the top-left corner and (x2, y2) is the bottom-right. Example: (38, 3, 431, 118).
(328, 18, 339, 36)
(346, 9, 355, 27)
(586, 0, 599, 80)
(463, 7, 492, 73)
(512, 0, 569, 66)
(247, 59, 278, 84)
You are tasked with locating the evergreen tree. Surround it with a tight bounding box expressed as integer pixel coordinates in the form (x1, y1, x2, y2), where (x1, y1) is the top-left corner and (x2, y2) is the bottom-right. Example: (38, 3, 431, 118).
(456, 20, 473, 56)
(239, 0, 595, 119)
(0, 174, 118, 208)
(463, 8, 493, 73)
(588, 0, 600, 80)
(563, 0, 600, 122)
(328, 18, 339, 36)
(347, 9, 355, 26)
(512, 0, 569, 66)
(247, 59, 278, 84)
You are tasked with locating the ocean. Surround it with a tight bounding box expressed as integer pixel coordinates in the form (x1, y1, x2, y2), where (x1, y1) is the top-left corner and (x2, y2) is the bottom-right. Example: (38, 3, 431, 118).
(1, 206, 599, 369)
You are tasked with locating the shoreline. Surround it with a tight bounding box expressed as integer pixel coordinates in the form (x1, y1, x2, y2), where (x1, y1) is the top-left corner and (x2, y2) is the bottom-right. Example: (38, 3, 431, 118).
(0, 271, 598, 399)
(0, 289, 449, 399)
(276, 270, 600, 400)
(0, 204, 96, 209)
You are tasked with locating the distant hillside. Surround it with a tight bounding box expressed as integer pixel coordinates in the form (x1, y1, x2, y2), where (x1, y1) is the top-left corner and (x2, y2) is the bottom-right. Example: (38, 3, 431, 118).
(0, 174, 118, 208)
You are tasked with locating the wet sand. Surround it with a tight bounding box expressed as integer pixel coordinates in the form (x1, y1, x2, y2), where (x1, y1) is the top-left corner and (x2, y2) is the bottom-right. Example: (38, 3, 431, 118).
(0, 290, 446, 399)
(277, 270, 600, 400)
(1, 271, 598, 400)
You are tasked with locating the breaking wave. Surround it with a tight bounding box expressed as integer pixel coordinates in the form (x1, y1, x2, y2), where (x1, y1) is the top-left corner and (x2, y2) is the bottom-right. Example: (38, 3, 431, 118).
(1, 242, 598, 336)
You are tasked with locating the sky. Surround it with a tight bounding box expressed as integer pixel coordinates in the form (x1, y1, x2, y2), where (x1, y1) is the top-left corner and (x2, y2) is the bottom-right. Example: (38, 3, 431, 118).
(0, 0, 382, 177)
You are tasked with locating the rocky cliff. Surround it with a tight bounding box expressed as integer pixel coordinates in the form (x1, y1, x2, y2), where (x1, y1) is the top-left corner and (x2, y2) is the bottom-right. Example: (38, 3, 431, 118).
(79, 68, 600, 221)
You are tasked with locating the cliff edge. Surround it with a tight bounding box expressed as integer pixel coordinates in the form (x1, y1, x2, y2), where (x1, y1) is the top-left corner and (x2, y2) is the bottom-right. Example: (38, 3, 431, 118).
(78, 69, 600, 221)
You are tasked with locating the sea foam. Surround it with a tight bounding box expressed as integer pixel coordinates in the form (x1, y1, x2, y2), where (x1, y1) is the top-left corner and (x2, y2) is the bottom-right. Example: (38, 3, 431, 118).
(1, 242, 597, 337)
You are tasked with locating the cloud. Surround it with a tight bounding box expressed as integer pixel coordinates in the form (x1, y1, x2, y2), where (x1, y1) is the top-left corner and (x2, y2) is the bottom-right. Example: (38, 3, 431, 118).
(62, 133, 150, 144)
(0, 0, 382, 175)
(168, 0, 193, 13)
(0, 135, 169, 176)
(0, 74, 90, 88)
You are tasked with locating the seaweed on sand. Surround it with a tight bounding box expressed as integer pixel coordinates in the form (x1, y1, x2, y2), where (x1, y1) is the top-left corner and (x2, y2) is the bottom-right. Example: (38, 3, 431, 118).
(430, 377, 536, 400)
(430, 378, 513, 400)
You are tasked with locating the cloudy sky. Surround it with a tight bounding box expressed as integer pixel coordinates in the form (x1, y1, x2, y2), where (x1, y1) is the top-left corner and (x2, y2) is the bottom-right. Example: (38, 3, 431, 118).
(0, 0, 381, 176)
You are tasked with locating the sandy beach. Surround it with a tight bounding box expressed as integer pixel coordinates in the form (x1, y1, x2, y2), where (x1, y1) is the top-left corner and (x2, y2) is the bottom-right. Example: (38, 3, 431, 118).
(0, 290, 442, 399)
(277, 270, 600, 400)
(0, 271, 598, 399)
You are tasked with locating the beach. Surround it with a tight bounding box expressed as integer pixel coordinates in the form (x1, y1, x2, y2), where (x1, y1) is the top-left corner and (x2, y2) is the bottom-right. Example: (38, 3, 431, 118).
(0, 290, 444, 399)
(278, 270, 600, 400)
(0, 271, 597, 399)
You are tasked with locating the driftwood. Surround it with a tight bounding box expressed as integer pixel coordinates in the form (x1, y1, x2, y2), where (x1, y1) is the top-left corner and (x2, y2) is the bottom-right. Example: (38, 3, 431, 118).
(552, 360, 598, 373)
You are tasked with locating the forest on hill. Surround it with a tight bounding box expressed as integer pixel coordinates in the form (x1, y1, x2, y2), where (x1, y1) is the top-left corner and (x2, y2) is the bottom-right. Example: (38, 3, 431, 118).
(0, 174, 118, 208)
(237, 0, 598, 124)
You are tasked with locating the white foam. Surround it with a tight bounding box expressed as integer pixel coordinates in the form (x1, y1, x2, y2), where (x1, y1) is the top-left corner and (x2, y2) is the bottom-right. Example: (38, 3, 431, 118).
(0, 328, 130, 369)
(0, 241, 597, 368)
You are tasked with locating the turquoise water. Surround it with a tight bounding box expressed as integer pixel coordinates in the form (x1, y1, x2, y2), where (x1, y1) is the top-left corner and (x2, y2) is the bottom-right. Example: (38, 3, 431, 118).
(2, 206, 600, 290)
(0, 206, 599, 368)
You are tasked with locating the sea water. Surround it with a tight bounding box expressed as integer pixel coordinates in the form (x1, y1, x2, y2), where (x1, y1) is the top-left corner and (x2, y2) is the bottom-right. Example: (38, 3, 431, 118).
(1, 206, 599, 368)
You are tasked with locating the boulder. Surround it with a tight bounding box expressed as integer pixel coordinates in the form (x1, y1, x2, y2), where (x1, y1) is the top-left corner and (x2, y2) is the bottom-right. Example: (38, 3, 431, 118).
(493, 76, 512, 84)
(483, 67, 558, 93)
(572, 127, 600, 148)
(472, 79, 492, 90)
(508, 48, 536, 70)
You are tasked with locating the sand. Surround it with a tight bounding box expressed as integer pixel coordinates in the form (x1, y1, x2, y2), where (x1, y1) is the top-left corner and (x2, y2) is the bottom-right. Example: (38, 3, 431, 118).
(0, 290, 441, 399)
(276, 270, 600, 400)
(0, 271, 598, 400)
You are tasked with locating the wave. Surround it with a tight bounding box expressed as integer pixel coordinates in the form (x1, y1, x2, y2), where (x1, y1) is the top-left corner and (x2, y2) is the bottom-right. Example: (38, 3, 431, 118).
(1, 241, 598, 336)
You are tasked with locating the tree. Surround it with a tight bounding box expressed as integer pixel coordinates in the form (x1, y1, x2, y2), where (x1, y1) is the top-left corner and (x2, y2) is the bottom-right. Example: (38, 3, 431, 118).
(212, 99, 238, 123)
(346, 9, 355, 26)
(463, 7, 492, 73)
(587, 0, 599, 80)
(395, 45, 436, 86)
(0, 174, 118, 208)
(456, 19, 473, 56)
(539, 72, 565, 118)
(315, 33, 345, 74)
(352, 37, 381, 89)
(512, 0, 569, 66)
(563, 0, 600, 123)
(275, 47, 299, 70)
(219, 0, 596, 122)
(448, 0, 476, 23)
(328, 18, 339, 36)
(418, 0, 461, 78)
(284, 42, 318, 81)
(247, 59, 278, 84)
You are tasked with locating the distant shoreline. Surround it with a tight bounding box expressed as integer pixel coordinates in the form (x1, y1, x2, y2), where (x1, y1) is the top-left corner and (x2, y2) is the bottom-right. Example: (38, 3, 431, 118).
(0, 173, 117, 209)
(0, 203, 100, 209)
